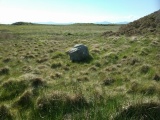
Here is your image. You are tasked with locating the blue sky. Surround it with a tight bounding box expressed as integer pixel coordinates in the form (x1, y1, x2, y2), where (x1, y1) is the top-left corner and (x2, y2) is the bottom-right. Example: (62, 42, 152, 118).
(0, 0, 159, 24)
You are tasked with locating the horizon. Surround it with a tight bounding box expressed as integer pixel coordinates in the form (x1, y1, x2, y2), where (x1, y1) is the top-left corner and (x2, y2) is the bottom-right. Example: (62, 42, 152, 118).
(0, 0, 159, 24)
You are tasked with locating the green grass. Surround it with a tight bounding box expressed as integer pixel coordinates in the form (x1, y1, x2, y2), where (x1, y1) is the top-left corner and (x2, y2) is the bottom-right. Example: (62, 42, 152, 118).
(0, 24, 160, 119)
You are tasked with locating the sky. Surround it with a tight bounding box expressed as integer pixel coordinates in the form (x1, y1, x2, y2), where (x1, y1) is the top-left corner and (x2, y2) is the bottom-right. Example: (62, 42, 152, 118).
(0, 0, 159, 24)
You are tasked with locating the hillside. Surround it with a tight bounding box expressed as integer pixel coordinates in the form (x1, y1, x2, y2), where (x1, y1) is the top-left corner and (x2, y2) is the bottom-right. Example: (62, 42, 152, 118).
(118, 10, 160, 36)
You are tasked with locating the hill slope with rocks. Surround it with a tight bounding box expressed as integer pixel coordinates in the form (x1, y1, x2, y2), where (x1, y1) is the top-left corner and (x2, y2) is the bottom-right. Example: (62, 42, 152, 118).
(103, 10, 160, 36)
(118, 10, 160, 36)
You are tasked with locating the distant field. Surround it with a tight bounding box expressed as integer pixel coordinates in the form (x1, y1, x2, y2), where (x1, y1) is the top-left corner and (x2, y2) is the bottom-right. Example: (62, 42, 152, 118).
(0, 24, 160, 120)
(0, 24, 120, 41)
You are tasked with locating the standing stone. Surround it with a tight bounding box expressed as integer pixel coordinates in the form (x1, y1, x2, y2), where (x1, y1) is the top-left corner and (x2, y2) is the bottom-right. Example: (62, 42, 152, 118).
(67, 44, 90, 62)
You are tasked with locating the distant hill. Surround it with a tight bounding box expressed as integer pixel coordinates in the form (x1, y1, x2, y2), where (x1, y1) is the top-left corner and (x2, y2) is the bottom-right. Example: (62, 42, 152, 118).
(37, 22, 73, 25)
(115, 21, 129, 24)
(96, 21, 129, 25)
(118, 10, 160, 36)
(96, 21, 112, 24)
(12, 22, 34, 25)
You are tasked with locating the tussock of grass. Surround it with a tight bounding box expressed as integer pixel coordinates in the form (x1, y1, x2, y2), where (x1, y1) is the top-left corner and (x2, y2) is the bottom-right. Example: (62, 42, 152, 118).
(52, 51, 66, 59)
(102, 77, 115, 86)
(128, 57, 141, 65)
(50, 72, 63, 79)
(36, 91, 89, 117)
(114, 102, 160, 120)
(30, 77, 45, 88)
(153, 74, 160, 81)
(14, 90, 33, 108)
(65, 94, 89, 110)
(140, 84, 157, 95)
(139, 47, 150, 56)
(0, 79, 27, 101)
(140, 64, 150, 74)
(128, 81, 140, 93)
(0, 105, 13, 120)
(88, 66, 98, 71)
(103, 52, 118, 64)
(0, 66, 10, 75)
(51, 62, 63, 69)
(3, 57, 11, 63)
(93, 60, 101, 67)
(36, 91, 66, 113)
(128, 81, 160, 95)
(36, 58, 48, 63)
(77, 76, 89, 82)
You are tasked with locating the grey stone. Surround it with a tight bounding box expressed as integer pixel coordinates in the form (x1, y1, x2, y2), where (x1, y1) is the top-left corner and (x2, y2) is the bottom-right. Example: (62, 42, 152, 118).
(67, 44, 90, 62)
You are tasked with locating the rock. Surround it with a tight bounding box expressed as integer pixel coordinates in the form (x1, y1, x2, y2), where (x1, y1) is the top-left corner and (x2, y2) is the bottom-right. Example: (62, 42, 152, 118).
(67, 44, 90, 62)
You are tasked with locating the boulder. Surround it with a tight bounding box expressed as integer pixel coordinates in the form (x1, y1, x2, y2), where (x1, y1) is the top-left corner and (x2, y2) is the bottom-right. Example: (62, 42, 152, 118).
(67, 44, 90, 62)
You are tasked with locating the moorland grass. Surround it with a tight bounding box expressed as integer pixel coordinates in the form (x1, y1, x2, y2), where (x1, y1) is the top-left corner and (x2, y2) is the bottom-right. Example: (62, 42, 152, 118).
(0, 24, 159, 119)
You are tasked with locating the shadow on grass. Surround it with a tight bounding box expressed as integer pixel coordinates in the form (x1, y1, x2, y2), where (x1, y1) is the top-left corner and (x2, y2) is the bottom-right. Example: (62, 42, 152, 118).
(72, 55, 93, 64)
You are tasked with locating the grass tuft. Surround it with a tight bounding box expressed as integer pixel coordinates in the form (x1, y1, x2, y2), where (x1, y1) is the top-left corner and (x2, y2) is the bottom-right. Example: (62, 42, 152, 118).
(114, 102, 160, 120)
(30, 77, 44, 88)
(0, 66, 10, 75)
(51, 62, 62, 69)
(153, 74, 160, 81)
(0, 105, 13, 120)
(50, 72, 63, 79)
(77, 76, 89, 82)
(14, 90, 33, 108)
(140, 64, 150, 74)
(0, 79, 27, 101)
(102, 77, 115, 86)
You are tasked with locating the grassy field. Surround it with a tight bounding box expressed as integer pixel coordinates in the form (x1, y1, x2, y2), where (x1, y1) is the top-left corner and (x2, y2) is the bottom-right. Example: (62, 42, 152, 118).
(0, 24, 160, 120)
